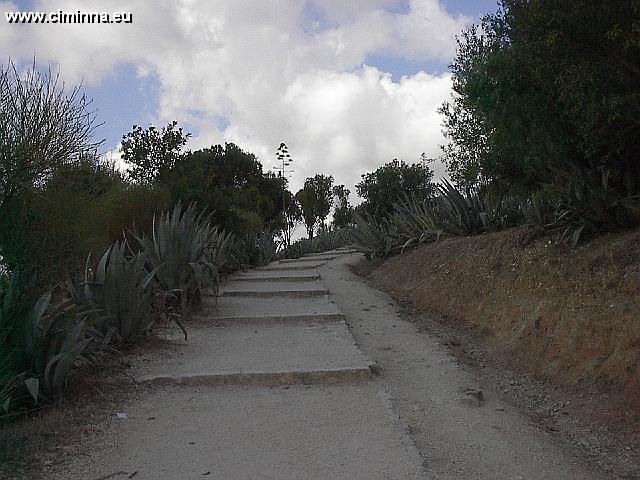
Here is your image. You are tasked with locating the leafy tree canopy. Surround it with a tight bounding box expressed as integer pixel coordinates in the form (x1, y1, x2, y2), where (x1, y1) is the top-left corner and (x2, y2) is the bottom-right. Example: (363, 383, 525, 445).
(121, 121, 190, 185)
(295, 174, 334, 239)
(441, 0, 640, 196)
(356, 159, 434, 217)
(167, 142, 285, 234)
(332, 185, 353, 229)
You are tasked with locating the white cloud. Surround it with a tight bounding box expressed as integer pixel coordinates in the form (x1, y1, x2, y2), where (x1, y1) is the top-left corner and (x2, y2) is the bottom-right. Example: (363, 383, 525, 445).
(394, 0, 468, 59)
(0, 0, 469, 196)
(99, 143, 126, 172)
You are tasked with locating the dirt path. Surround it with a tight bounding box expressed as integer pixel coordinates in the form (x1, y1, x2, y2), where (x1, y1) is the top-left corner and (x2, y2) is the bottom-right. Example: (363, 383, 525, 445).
(46, 250, 608, 479)
(324, 254, 612, 480)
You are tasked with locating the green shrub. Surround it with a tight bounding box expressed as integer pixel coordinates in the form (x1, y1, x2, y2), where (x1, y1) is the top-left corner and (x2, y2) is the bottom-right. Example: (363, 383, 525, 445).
(23, 159, 125, 283)
(104, 184, 172, 243)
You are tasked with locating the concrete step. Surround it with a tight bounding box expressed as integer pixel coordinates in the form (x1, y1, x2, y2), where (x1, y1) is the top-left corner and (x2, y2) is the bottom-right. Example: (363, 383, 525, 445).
(304, 248, 356, 256)
(68, 384, 424, 480)
(220, 287, 328, 299)
(215, 312, 345, 325)
(222, 280, 326, 295)
(135, 321, 374, 387)
(257, 262, 322, 271)
(279, 256, 338, 263)
(210, 295, 340, 318)
(232, 273, 322, 283)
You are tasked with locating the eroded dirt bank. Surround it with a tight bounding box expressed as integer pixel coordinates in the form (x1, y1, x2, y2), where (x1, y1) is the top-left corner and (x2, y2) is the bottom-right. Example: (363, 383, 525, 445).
(358, 227, 640, 475)
(366, 227, 640, 402)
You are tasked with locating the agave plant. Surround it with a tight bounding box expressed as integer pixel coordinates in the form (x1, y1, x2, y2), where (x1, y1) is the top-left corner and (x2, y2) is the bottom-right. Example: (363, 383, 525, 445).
(279, 238, 311, 259)
(25, 294, 90, 402)
(0, 358, 23, 415)
(72, 242, 156, 346)
(0, 275, 89, 407)
(0, 274, 47, 413)
(350, 212, 396, 258)
(0, 273, 27, 414)
(205, 227, 237, 274)
(241, 231, 279, 267)
(135, 203, 217, 327)
(386, 196, 442, 253)
(277, 228, 350, 260)
(553, 168, 640, 246)
(311, 228, 350, 253)
(435, 180, 489, 236)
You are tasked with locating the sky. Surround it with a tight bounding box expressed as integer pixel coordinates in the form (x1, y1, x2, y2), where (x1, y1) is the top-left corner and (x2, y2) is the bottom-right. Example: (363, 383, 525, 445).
(1, 0, 499, 197)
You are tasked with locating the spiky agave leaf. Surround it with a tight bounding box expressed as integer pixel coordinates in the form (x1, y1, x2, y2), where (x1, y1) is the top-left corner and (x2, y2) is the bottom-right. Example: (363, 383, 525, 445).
(205, 227, 235, 273)
(239, 231, 279, 267)
(135, 203, 218, 327)
(0, 273, 32, 413)
(385, 195, 442, 253)
(72, 242, 157, 346)
(255, 231, 279, 266)
(0, 355, 23, 416)
(350, 212, 396, 258)
(25, 295, 90, 402)
(436, 180, 488, 236)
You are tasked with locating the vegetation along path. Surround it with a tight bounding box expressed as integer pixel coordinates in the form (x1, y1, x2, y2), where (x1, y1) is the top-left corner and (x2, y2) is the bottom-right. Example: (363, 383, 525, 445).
(50, 250, 607, 479)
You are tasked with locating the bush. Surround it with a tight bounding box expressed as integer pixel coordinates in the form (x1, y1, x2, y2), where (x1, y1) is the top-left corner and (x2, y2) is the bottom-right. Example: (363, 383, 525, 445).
(0, 60, 100, 275)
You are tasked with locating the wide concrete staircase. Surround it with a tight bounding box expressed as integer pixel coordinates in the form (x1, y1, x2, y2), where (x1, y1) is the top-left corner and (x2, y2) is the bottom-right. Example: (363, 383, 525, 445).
(136, 246, 373, 387)
(120, 246, 424, 479)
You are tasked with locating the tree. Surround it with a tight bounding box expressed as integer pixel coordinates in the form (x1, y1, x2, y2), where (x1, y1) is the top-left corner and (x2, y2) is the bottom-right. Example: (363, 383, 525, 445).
(295, 186, 317, 240)
(310, 174, 334, 230)
(332, 185, 353, 228)
(165, 142, 286, 234)
(0, 60, 100, 272)
(356, 159, 434, 217)
(441, 0, 640, 197)
(278, 191, 302, 247)
(121, 121, 190, 185)
(295, 174, 334, 239)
